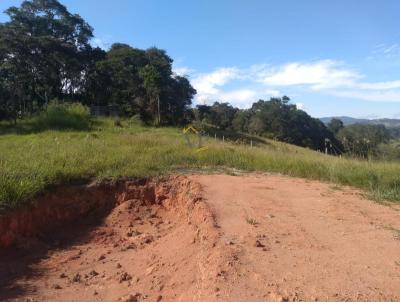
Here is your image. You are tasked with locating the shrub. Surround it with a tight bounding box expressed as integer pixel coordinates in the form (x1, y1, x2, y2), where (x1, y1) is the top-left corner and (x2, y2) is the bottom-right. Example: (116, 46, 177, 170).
(114, 119, 123, 127)
(33, 102, 91, 130)
(128, 114, 144, 127)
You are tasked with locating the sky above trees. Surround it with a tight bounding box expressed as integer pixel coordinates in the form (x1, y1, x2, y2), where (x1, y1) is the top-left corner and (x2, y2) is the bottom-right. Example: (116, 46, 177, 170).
(1, 0, 399, 118)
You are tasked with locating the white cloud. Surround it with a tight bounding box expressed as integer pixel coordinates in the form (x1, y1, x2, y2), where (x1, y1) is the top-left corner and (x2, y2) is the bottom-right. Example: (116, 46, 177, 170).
(296, 103, 306, 110)
(354, 80, 400, 90)
(372, 43, 400, 58)
(184, 58, 400, 108)
(192, 67, 241, 98)
(218, 89, 257, 107)
(264, 89, 281, 97)
(331, 90, 400, 103)
(190, 67, 285, 107)
(258, 60, 362, 90)
(254, 59, 400, 102)
(173, 66, 194, 77)
(91, 36, 112, 50)
(193, 67, 240, 93)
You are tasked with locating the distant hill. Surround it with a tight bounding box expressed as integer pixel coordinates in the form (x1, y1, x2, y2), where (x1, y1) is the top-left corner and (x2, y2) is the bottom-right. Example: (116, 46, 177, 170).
(320, 116, 400, 128)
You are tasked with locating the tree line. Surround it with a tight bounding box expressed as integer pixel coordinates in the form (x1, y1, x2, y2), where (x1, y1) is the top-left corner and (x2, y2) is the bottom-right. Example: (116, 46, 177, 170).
(194, 97, 339, 151)
(327, 118, 398, 159)
(0, 0, 195, 125)
(1, 0, 397, 158)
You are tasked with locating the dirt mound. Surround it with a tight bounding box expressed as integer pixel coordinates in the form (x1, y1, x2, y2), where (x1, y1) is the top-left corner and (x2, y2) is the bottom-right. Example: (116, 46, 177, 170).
(1, 174, 400, 301)
(0, 176, 229, 301)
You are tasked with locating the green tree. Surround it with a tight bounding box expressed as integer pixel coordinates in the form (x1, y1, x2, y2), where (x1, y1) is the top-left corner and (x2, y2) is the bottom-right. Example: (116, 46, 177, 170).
(246, 97, 339, 151)
(232, 109, 252, 133)
(88, 44, 146, 115)
(164, 75, 196, 125)
(140, 64, 163, 125)
(327, 118, 344, 134)
(195, 105, 212, 122)
(0, 0, 95, 118)
(337, 124, 390, 158)
(140, 48, 174, 125)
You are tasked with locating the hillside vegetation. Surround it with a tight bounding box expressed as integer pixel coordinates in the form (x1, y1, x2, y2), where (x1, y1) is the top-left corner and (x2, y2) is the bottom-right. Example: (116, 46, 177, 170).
(1, 0, 400, 212)
(1, 0, 398, 162)
(1, 117, 400, 210)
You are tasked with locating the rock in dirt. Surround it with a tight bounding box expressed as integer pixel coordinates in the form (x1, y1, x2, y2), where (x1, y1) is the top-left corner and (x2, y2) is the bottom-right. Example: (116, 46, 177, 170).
(118, 271, 132, 283)
(118, 293, 141, 302)
(52, 284, 62, 289)
(255, 240, 265, 248)
(89, 270, 99, 277)
(72, 273, 81, 283)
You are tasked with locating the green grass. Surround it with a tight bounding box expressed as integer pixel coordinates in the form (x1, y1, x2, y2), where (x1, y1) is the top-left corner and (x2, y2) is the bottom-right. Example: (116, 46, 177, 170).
(1, 117, 400, 210)
(32, 102, 91, 131)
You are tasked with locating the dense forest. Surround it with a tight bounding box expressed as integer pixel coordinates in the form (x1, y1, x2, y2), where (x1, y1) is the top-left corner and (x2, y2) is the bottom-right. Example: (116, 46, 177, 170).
(0, 0, 398, 159)
(0, 0, 196, 125)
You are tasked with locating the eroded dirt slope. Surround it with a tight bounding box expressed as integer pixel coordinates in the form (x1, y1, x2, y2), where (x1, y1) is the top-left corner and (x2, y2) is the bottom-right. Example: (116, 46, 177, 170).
(1, 174, 400, 302)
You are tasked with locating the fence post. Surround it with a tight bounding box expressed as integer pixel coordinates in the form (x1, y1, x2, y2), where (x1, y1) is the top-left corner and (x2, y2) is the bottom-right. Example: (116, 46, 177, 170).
(251, 140, 253, 148)
(222, 136, 225, 143)
(214, 133, 217, 141)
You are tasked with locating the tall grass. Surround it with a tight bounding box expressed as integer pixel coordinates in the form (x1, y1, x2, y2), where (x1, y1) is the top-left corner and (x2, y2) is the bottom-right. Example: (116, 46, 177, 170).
(1, 118, 400, 210)
(32, 102, 91, 131)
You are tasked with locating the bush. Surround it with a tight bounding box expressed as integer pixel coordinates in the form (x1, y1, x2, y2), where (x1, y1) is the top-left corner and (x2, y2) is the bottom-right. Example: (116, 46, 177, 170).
(114, 119, 123, 127)
(128, 114, 144, 127)
(33, 102, 91, 130)
(377, 142, 400, 160)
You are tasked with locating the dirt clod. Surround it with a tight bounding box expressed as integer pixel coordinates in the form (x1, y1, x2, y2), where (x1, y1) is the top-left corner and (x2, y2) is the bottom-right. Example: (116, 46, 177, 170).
(52, 284, 62, 289)
(118, 271, 132, 283)
(255, 240, 265, 248)
(89, 270, 99, 277)
(72, 273, 81, 283)
(119, 293, 141, 302)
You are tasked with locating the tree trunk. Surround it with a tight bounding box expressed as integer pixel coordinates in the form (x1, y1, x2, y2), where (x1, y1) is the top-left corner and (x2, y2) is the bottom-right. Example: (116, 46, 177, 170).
(157, 94, 161, 125)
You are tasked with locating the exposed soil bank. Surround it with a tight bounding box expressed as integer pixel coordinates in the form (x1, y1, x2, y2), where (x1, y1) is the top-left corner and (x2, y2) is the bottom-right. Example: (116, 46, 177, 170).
(0, 178, 159, 247)
(0, 176, 225, 301)
(1, 174, 400, 301)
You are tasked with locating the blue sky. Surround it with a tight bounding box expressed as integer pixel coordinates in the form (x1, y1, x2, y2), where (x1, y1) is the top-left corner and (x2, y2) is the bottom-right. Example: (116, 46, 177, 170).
(1, 0, 400, 118)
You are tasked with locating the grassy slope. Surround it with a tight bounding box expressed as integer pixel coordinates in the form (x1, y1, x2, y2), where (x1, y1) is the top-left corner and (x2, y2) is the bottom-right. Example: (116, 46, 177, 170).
(1, 118, 400, 210)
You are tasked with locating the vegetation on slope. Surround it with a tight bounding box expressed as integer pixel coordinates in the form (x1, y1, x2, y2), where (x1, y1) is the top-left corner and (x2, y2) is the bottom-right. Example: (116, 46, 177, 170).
(1, 0, 399, 213)
(1, 117, 400, 211)
(0, 0, 344, 154)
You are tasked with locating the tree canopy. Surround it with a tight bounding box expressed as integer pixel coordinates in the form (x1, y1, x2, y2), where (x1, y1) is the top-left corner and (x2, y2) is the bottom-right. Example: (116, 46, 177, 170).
(2, 0, 395, 159)
(195, 97, 340, 151)
(0, 0, 95, 117)
(337, 124, 391, 158)
(327, 118, 344, 134)
(0, 0, 196, 125)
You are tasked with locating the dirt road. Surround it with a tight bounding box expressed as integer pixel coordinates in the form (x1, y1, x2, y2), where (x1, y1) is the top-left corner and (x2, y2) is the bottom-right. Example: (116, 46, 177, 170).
(1, 174, 399, 301)
(192, 174, 400, 301)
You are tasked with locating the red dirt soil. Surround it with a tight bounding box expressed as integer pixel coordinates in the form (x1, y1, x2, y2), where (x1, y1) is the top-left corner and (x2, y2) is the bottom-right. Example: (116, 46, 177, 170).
(1, 174, 400, 301)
